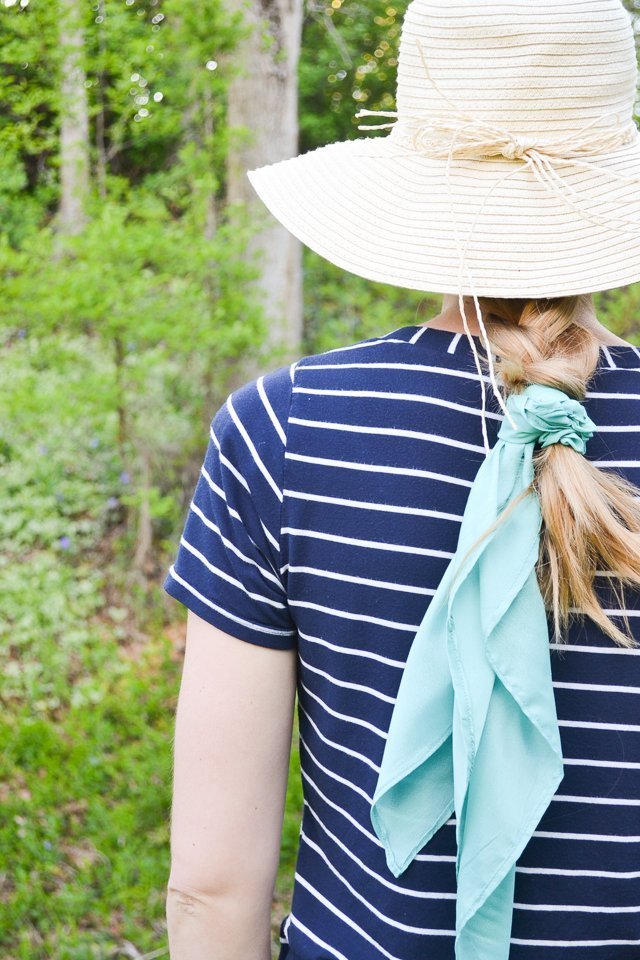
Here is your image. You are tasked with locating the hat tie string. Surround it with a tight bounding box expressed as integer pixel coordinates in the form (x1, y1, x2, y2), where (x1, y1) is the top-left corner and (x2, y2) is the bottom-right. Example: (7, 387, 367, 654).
(355, 36, 640, 452)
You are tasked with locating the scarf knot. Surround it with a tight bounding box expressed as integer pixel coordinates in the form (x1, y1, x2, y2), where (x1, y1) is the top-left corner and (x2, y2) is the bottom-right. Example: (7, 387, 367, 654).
(498, 383, 596, 454)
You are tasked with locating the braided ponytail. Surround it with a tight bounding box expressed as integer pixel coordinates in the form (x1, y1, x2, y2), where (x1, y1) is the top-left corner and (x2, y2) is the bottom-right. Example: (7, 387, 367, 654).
(480, 294, 640, 649)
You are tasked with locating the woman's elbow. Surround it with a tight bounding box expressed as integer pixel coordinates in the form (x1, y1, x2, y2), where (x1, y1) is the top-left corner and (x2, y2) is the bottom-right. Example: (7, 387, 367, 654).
(165, 879, 272, 960)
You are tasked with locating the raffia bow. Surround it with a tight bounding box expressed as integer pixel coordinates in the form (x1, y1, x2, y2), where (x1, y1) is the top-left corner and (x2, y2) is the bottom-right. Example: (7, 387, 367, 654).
(355, 109, 638, 164)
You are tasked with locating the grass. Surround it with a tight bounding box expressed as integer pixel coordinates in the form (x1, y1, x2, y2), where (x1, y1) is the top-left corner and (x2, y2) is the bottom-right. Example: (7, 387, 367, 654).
(1, 597, 303, 959)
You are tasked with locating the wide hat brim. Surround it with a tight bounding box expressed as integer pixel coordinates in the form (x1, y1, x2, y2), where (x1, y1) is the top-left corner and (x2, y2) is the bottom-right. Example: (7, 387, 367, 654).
(247, 130, 640, 299)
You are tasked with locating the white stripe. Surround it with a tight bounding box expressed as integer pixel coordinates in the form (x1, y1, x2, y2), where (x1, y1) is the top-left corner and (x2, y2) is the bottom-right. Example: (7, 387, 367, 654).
(586, 392, 640, 399)
(289, 597, 419, 633)
(593, 460, 640, 468)
(563, 756, 640, 770)
(260, 518, 280, 553)
(510, 937, 640, 948)
(291, 386, 502, 421)
(553, 794, 640, 807)
(533, 829, 640, 842)
(226, 395, 283, 502)
(549, 641, 640, 655)
(166, 566, 295, 637)
(288, 416, 486, 454)
(285, 450, 474, 487)
(297, 627, 405, 669)
(287, 914, 349, 960)
(314, 336, 416, 357)
(210, 425, 251, 492)
(257, 374, 287, 445)
(300, 733, 373, 804)
(514, 900, 640, 913)
(414, 849, 456, 863)
(282, 525, 455, 559)
(288, 564, 436, 597)
(198, 464, 280, 557)
(516, 864, 640, 878)
(567, 606, 640, 617)
(199, 464, 257, 532)
(300, 680, 388, 739)
(300, 653, 397, 704)
(289, 360, 297, 384)
(558, 718, 640, 731)
(284, 488, 463, 522)
(299, 828, 454, 933)
(448, 332, 463, 353)
(301, 769, 382, 845)
(193, 479, 279, 568)
(601, 345, 618, 370)
(189, 500, 282, 588)
(409, 325, 429, 344)
(179, 536, 287, 610)
(553, 680, 640, 694)
(293, 873, 417, 960)
(200, 464, 228, 504)
(597, 424, 640, 432)
(297, 360, 491, 384)
(299, 704, 380, 772)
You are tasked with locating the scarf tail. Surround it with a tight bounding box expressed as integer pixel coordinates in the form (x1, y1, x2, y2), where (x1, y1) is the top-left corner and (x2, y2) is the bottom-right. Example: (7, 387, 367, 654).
(454, 570, 565, 956)
(368, 386, 591, 957)
(370, 595, 457, 877)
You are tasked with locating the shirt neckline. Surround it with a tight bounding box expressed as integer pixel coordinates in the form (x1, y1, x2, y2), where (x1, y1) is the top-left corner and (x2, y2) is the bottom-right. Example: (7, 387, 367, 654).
(387, 323, 640, 370)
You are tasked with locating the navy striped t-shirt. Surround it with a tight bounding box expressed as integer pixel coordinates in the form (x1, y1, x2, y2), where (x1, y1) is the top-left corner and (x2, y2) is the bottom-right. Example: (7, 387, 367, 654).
(164, 323, 640, 960)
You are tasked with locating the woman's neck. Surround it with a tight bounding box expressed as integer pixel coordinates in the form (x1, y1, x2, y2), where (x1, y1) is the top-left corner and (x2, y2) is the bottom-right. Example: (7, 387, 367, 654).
(419, 293, 632, 347)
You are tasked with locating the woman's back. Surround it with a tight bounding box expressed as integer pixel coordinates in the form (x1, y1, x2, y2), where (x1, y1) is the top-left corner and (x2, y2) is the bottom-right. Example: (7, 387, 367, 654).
(165, 322, 640, 959)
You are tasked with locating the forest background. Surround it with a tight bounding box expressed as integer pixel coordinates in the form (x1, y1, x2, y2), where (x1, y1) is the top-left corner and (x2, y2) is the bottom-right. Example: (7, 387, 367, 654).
(1, 1, 640, 957)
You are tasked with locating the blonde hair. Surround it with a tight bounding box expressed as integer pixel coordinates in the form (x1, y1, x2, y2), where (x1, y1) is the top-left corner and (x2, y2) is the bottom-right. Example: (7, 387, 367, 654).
(477, 294, 640, 649)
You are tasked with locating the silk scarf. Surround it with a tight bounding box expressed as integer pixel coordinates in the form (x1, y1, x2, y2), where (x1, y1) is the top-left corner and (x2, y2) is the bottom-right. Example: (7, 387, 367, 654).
(370, 382, 597, 960)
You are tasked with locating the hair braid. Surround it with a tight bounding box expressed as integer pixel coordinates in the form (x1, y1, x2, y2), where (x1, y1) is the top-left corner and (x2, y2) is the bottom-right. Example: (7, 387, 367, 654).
(480, 294, 640, 649)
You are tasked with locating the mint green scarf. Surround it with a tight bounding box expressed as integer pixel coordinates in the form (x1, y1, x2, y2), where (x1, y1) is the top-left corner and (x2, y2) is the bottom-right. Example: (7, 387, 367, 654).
(370, 382, 597, 960)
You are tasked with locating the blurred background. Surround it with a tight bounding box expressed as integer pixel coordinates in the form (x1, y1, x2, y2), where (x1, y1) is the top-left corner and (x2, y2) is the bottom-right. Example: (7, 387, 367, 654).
(1, 1, 639, 957)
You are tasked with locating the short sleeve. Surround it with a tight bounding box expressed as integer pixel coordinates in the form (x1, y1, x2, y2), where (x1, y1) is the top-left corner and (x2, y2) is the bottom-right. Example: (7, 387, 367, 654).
(163, 362, 298, 649)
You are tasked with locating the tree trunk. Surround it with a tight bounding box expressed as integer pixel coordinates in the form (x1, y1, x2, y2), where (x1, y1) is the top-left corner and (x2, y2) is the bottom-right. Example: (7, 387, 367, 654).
(226, 0, 304, 361)
(95, 0, 108, 200)
(58, 0, 90, 235)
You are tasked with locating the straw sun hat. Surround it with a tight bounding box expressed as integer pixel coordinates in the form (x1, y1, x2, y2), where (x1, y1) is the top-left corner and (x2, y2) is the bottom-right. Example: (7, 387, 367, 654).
(246, 0, 640, 302)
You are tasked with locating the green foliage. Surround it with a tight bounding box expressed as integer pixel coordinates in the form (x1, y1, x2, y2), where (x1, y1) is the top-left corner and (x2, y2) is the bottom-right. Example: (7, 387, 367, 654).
(302, 245, 438, 353)
(0, 634, 176, 957)
(300, 0, 409, 150)
(595, 285, 640, 344)
(0, 1, 312, 948)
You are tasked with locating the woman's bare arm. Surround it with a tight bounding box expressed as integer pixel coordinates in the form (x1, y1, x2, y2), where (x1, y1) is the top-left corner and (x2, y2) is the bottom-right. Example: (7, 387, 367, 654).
(166, 610, 297, 960)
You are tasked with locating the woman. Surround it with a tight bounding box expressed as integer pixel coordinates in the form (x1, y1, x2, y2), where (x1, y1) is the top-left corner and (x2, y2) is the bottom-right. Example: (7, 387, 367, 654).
(163, 1, 640, 958)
